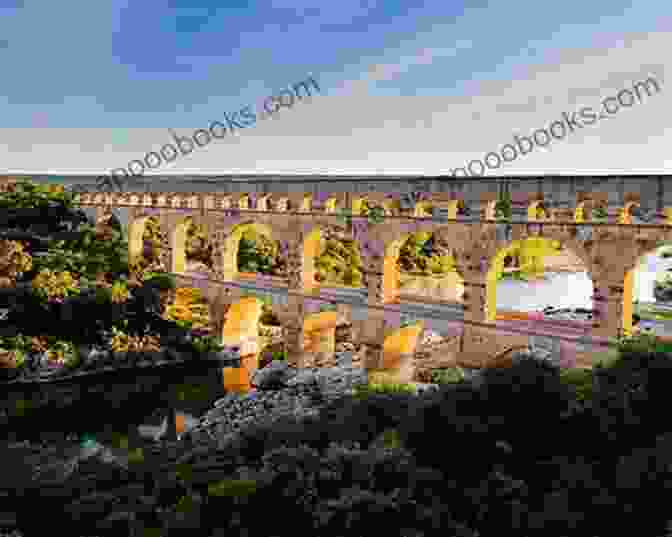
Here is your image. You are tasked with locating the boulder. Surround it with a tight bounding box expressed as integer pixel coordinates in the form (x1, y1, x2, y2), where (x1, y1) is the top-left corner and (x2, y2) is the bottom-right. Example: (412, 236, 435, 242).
(250, 360, 298, 390)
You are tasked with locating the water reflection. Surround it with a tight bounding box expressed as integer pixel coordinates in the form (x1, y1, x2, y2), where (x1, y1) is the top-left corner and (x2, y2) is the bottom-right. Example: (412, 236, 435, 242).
(496, 271, 593, 312)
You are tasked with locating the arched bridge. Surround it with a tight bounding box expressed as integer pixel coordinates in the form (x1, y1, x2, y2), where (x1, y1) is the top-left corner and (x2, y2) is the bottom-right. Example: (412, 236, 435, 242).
(24, 180, 672, 387)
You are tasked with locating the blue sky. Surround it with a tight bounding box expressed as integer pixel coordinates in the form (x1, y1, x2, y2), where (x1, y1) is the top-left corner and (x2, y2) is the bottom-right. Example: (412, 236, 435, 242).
(0, 0, 669, 175)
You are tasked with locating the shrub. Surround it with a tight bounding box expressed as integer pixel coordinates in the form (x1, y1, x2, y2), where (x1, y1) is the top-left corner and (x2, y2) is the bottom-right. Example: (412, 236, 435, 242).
(559, 368, 594, 402)
(431, 366, 465, 384)
(352, 380, 416, 400)
(145, 273, 176, 291)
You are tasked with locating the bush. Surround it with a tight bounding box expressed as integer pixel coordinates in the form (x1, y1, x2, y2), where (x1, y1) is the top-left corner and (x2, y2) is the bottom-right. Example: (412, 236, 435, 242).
(431, 366, 465, 384)
(479, 358, 575, 452)
(591, 343, 672, 448)
(197, 442, 473, 537)
(559, 367, 595, 403)
(352, 380, 416, 400)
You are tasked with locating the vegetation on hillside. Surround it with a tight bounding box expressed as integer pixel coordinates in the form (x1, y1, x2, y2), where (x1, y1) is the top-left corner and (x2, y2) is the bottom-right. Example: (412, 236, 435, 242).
(23, 330, 672, 537)
(0, 179, 224, 380)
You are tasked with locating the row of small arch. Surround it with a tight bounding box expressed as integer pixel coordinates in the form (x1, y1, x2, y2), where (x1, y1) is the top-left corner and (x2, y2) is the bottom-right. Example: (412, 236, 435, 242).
(78, 191, 672, 224)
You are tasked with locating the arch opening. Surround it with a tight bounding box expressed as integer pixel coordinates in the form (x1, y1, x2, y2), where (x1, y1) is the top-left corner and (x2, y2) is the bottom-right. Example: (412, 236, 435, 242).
(172, 216, 215, 275)
(163, 286, 212, 335)
(487, 237, 593, 324)
(371, 322, 425, 384)
(219, 296, 267, 392)
(306, 225, 365, 289)
(302, 311, 340, 368)
(221, 222, 286, 282)
(528, 200, 550, 221)
(129, 215, 167, 278)
(626, 243, 672, 340)
(390, 231, 464, 303)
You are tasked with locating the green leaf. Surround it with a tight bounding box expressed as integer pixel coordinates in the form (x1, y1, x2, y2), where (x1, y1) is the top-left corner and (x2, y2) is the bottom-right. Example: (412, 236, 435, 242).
(207, 478, 258, 498)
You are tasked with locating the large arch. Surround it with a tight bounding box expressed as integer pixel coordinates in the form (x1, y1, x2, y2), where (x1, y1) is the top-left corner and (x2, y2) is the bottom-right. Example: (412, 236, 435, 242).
(170, 217, 190, 274)
(302, 311, 340, 367)
(382, 231, 464, 304)
(302, 227, 322, 292)
(128, 214, 168, 273)
(302, 224, 366, 291)
(528, 200, 551, 221)
(485, 237, 593, 322)
(220, 221, 275, 282)
(170, 216, 214, 275)
(375, 322, 425, 383)
(623, 242, 672, 337)
(220, 296, 265, 392)
(128, 216, 152, 265)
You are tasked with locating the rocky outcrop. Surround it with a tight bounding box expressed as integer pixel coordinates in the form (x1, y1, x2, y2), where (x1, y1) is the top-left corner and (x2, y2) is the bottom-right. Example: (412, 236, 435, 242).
(183, 354, 370, 448)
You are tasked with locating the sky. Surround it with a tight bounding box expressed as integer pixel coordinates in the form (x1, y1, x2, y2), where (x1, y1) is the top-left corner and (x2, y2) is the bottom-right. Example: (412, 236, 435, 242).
(0, 0, 669, 176)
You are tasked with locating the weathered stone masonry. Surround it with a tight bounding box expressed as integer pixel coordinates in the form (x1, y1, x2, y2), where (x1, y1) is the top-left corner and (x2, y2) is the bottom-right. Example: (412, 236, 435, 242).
(62, 182, 672, 387)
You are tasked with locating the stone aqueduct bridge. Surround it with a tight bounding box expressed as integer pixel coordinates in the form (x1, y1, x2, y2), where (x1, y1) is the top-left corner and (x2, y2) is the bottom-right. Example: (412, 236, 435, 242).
(42, 174, 672, 385)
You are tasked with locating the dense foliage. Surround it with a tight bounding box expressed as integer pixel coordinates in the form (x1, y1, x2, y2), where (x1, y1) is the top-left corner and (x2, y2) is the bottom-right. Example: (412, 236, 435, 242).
(236, 227, 286, 276)
(136, 335, 672, 537)
(0, 179, 226, 379)
(397, 231, 456, 275)
(315, 234, 364, 286)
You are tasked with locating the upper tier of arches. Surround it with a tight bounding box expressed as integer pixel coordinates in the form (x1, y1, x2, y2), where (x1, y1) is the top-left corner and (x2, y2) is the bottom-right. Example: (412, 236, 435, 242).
(75, 190, 672, 225)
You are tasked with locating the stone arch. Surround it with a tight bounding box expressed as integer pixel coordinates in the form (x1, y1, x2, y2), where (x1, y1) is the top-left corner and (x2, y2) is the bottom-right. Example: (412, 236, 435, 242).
(382, 231, 464, 304)
(128, 213, 169, 276)
(446, 199, 467, 219)
(383, 235, 410, 303)
(302, 227, 322, 291)
(170, 216, 215, 275)
(382, 197, 401, 216)
(485, 200, 498, 221)
(352, 197, 368, 215)
(528, 200, 550, 221)
(622, 239, 672, 337)
(378, 322, 425, 383)
(302, 311, 340, 367)
(303, 224, 365, 290)
(220, 296, 265, 392)
(324, 196, 338, 213)
(619, 201, 641, 225)
(300, 195, 312, 212)
(220, 221, 275, 281)
(128, 215, 153, 265)
(414, 201, 433, 217)
(486, 237, 593, 322)
(574, 199, 607, 222)
(574, 201, 588, 222)
(170, 217, 190, 273)
(221, 296, 264, 345)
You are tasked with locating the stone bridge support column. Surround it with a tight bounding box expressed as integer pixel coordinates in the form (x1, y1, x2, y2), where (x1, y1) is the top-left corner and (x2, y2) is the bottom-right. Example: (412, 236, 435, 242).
(284, 230, 307, 368)
(360, 259, 387, 373)
(459, 269, 492, 368)
(590, 279, 628, 342)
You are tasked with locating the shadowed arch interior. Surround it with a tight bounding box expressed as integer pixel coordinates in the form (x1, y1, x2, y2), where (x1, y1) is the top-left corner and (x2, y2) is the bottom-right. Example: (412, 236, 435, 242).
(128, 216, 153, 265)
(170, 217, 191, 273)
(221, 222, 275, 281)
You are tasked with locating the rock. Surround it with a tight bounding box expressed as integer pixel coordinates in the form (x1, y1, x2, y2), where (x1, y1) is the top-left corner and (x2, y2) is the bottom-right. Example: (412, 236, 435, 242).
(250, 360, 297, 390)
(213, 392, 244, 408)
(334, 351, 353, 367)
